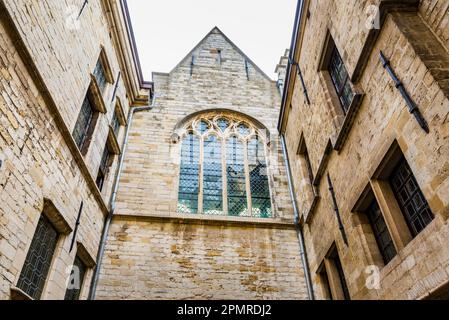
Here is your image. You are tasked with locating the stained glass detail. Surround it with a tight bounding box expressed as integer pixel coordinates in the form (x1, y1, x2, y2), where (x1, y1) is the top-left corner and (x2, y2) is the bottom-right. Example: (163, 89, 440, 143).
(17, 215, 58, 300)
(197, 120, 210, 134)
(203, 135, 223, 215)
(217, 118, 230, 132)
(73, 95, 94, 150)
(389, 157, 434, 237)
(248, 138, 271, 218)
(227, 136, 248, 216)
(93, 59, 107, 93)
(178, 133, 200, 213)
(238, 123, 251, 136)
(64, 256, 87, 300)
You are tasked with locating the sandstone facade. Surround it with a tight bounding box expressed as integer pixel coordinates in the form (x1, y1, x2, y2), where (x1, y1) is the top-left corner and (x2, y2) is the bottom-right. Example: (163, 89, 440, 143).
(0, 0, 149, 299)
(95, 28, 309, 300)
(280, 0, 449, 300)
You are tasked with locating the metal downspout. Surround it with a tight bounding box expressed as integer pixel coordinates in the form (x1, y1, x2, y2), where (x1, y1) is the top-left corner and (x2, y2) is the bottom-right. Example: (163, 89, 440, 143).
(88, 97, 156, 300)
(280, 134, 315, 300)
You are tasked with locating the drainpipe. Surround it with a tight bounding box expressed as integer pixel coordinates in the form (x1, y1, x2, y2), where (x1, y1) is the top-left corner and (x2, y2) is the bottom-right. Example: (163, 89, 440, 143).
(280, 134, 315, 300)
(88, 95, 156, 300)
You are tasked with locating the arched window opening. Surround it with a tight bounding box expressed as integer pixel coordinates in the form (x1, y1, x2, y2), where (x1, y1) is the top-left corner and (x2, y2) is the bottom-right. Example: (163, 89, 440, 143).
(177, 114, 272, 218)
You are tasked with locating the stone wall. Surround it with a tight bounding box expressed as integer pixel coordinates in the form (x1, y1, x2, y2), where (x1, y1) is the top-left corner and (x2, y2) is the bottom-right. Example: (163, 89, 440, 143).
(283, 0, 449, 299)
(0, 0, 136, 299)
(96, 28, 309, 300)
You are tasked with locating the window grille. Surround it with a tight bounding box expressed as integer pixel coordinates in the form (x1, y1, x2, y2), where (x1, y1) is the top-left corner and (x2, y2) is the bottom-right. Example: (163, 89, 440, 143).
(366, 200, 397, 264)
(93, 59, 107, 93)
(73, 95, 94, 150)
(64, 256, 87, 300)
(328, 46, 354, 113)
(177, 115, 272, 218)
(17, 215, 58, 300)
(178, 133, 200, 214)
(96, 145, 111, 191)
(389, 157, 434, 237)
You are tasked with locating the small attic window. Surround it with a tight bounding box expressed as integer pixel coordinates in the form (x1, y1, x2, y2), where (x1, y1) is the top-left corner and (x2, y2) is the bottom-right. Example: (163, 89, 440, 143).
(210, 48, 222, 65)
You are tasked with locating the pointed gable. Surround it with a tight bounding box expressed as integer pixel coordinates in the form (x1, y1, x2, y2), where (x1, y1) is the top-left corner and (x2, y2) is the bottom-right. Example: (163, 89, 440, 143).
(169, 27, 273, 82)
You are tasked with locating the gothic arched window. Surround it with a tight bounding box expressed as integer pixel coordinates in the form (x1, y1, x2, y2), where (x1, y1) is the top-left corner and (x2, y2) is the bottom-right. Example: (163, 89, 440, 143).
(177, 115, 272, 218)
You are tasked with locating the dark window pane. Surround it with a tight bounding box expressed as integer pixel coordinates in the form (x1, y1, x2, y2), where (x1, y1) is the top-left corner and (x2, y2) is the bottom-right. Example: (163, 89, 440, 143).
(389, 157, 434, 237)
(72, 95, 94, 150)
(331, 251, 351, 300)
(96, 146, 111, 191)
(17, 215, 58, 300)
(64, 256, 87, 300)
(178, 133, 200, 213)
(366, 200, 397, 264)
(248, 137, 271, 218)
(227, 136, 247, 216)
(328, 46, 353, 113)
(93, 59, 107, 93)
(203, 135, 223, 215)
(111, 111, 120, 137)
(319, 267, 333, 300)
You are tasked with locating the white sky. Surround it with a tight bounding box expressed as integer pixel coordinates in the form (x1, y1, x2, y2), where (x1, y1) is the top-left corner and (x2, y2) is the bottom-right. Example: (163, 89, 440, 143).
(126, 0, 297, 81)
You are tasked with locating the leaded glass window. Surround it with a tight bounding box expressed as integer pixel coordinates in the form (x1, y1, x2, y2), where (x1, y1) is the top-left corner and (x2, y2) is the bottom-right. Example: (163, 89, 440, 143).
(227, 136, 248, 216)
(96, 145, 111, 191)
(64, 256, 87, 300)
(178, 133, 200, 213)
(17, 215, 58, 300)
(389, 157, 434, 237)
(93, 59, 107, 93)
(73, 95, 95, 150)
(177, 115, 272, 218)
(248, 137, 271, 218)
(111, 110, 121, 137)
(366, 200, 397, 264)
(328, 46, 354, 113)
(203, 135, 223, 215)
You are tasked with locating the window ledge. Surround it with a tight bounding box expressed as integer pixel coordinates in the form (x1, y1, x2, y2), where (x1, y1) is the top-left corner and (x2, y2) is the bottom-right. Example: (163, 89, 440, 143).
(114, 212, 297, 230)
(333, 93, 365, 151)
(10, 286, 33, 300)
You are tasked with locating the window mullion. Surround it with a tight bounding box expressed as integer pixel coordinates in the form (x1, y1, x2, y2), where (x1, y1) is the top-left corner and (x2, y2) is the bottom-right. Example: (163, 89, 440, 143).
(243, 139, 252, 216)
(198, 136, 204, 214)
(222, 136, 228, 215)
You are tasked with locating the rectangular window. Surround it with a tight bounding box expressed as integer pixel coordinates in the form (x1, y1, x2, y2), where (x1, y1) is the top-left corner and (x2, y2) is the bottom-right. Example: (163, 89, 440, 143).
(328, 247, 351, 300)
(227, 136, 248, 216)
(64, 256, 87, 300)
(389, 157, 434, 237)
(327, 46, 354, 113)
(93, 59, 107, 93)
(203, 135, 223, 215)
(178, 133, 200, 214)
(96, 145, 111, 191)
(318, 264, 333, 300)
(111, 111, 121, 137)
(17, 215, 59, 300)
(366, 199, 397, 264)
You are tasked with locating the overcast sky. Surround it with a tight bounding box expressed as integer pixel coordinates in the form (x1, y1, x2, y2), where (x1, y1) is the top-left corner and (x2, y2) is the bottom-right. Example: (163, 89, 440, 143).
(126, 0, 297, 81)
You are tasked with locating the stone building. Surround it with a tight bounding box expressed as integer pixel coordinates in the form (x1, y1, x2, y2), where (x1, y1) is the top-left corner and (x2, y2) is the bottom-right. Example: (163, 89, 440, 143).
(2, 0, 449, 301)
(0, 0, 310, 300)
(94, 27, 309, 300)
(280, 0, 449, 299)
(0, 0, 151, 299)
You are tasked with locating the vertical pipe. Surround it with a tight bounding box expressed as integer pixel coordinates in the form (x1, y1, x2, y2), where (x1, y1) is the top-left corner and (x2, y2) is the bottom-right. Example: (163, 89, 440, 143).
(88, 98, 156, 300)
(280, 134, 315, 300)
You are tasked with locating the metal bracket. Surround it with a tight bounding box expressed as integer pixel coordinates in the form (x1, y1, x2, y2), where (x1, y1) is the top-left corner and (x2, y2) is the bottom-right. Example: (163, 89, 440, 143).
(380, 51, 429, 133)
(289, 58, 311, 105)
(327, 173, 348, 246)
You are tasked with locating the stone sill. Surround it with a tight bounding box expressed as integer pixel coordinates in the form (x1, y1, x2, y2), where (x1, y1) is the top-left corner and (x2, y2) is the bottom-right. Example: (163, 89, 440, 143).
(113, 212, 297, 230)
(10, 286, 33, 300)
